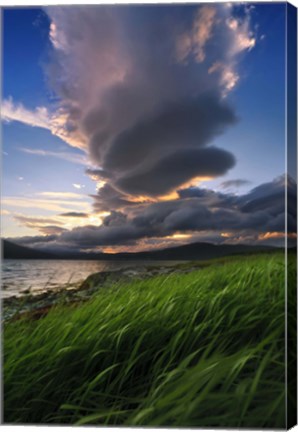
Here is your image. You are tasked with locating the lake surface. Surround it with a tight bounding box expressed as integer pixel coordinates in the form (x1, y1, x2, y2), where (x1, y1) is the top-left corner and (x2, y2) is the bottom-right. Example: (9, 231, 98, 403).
(2, 259, 178, 298)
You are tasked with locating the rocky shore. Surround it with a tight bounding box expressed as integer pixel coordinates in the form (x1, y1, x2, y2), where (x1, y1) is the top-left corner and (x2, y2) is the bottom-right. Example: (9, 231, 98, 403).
(3, 262, 202, 322)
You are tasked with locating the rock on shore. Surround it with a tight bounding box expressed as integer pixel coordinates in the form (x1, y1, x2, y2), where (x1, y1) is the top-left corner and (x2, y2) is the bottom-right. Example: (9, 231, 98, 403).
(3, 262, 197, 322)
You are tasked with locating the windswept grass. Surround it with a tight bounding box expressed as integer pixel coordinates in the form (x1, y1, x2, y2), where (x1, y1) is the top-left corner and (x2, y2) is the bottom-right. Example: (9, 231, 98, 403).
(4, 253, 291, 427)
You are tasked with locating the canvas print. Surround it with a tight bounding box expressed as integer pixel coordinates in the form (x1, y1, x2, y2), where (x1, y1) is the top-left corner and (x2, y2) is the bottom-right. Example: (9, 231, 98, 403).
(1, 1, 297, 428)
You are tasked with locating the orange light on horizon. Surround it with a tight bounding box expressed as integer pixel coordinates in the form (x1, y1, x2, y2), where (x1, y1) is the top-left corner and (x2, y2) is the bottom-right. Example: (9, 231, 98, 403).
(258, 231, 297, 240)
(125, 195, 155, 204)
(142, 176, 215, 203)
(165, 233, 192, 240)
(101, 247, 120, 254)
(221, 232, 233, 238)
(158, 191, 179, 201)
(94, 175, 216, 206)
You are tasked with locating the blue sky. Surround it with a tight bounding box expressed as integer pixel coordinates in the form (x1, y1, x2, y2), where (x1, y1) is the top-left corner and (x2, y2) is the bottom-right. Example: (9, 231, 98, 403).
(3, 8, 93, 193)
(2, 3, 295, 251)
(3, 9, 50, 107)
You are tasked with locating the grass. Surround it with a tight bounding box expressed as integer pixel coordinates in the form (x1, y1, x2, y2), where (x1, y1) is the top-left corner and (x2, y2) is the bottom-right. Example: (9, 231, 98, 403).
(3, 252, 292, 427)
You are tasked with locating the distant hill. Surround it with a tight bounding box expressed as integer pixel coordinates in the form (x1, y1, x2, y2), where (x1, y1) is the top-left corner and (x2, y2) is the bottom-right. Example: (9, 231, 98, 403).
(113, 242, 276, 261)
(2, 240, 58, 260)
(2, 239, 277, 261)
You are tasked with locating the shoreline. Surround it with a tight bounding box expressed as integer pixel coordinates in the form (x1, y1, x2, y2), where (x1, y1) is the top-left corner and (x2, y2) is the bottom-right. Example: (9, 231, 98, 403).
(2, 251, 288, 322)
(2, 261, 201, 322)
(3, 252, 290, 427)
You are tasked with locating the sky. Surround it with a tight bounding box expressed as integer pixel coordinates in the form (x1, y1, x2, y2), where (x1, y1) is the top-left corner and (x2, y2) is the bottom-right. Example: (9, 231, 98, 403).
(1, 2, 297, 253)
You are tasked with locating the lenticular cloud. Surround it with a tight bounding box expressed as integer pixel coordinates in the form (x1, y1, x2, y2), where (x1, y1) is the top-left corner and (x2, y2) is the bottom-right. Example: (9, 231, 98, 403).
(45, 4, 256, 200)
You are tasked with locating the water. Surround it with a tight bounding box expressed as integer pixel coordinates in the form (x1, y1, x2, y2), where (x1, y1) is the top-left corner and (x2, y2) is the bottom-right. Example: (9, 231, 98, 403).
(1, 259, 176, 298)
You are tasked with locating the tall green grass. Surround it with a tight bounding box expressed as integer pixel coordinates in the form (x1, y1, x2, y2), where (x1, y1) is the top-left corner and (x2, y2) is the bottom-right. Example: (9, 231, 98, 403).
(4, 253, 290, 427)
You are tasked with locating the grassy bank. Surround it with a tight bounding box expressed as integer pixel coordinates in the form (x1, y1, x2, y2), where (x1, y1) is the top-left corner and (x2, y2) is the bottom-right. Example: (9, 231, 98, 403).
(4, 253, 291, 427)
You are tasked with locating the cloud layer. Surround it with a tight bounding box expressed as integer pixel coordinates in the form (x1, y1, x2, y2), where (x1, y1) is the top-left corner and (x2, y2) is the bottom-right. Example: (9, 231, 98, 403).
(10, 175, 296, 252)
(2, 98, 86, 150)
(6, 4, 284, 254)
(43, 4, 257, 201)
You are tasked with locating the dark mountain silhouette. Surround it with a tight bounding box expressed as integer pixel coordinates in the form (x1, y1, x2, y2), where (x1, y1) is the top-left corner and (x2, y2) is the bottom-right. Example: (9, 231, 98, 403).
(2, 240, 57, 260)
(2, 239, 277, 261)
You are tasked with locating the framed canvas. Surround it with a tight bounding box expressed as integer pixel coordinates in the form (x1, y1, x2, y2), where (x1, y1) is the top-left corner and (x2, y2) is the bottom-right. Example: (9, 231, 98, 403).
(1, 1, 297, 430)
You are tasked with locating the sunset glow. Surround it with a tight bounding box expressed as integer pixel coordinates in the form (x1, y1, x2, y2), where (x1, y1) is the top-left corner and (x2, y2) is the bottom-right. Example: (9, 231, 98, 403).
(2, 4, 295, 253)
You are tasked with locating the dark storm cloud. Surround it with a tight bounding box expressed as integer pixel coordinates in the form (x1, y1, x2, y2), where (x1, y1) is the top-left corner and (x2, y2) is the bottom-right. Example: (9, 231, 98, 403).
(220, 179, 252, 189)
(103, 92, 236, 175)
(102, 211, 128, 227)
(177, 188, 239, 220)
(25, 175, 296, 250)
(11, 235, 59, 245)
(38, 226, 67, 235)
(91, 184, 142, 212)
(60, 212, 88, 217)
(241, 175, 297, 232)
(238, 175, 296, 219)
(178, 175, 296, 229)
(129, 198, 270, 234)
(44, 4, 258, 201)
(28, 175, 289, 250)
(60, 223, 150, 247)
(91, 91, 237, 197)
(85, 168, 110, 181)
(116, 147, 236, 196)
(88, 90, 238, 198)
(178, 187, 218, 199)
(177, 185, 237, 208)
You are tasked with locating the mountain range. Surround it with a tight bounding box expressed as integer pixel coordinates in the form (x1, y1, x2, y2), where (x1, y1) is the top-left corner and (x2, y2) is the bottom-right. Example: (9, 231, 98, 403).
(2, 239, 277, 261)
